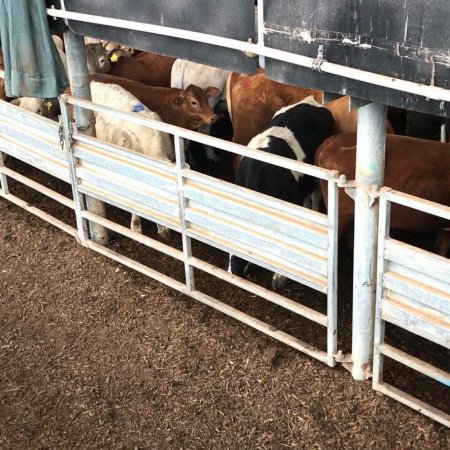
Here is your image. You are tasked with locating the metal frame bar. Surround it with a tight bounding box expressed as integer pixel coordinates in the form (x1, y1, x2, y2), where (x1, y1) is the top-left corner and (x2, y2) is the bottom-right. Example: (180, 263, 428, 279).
(46, 7, 450, 102)
(0, 166, 73, 209)
(373, 189, 450, 428)
(174, 135, 195, 291)
(351, 102, 387, 380)
(326, 179, 339, 367)
(0, 151, 10, 195)
(63, 30, 108, 245)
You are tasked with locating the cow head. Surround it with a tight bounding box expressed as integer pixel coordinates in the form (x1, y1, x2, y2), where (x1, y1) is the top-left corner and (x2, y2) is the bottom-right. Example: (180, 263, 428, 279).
(171, 84, 219, 130)
(10, 97, 44, 115)
(85, 43, 112, 74)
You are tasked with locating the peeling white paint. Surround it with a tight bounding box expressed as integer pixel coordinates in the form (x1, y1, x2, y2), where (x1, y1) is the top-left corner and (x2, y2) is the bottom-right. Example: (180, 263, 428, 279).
(404, 10, 409, 43)
(342, 37, 360, 46)
(300, 31, 313, 44)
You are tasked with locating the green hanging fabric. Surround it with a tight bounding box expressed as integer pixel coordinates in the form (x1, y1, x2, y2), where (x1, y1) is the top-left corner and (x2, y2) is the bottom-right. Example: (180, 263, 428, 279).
(0, 0, 68, 98)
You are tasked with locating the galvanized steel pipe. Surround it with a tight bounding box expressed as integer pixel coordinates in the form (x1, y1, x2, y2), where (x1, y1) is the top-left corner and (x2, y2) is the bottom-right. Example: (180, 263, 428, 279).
(63, 30, 109, 245)
(351, 102, 387, 381)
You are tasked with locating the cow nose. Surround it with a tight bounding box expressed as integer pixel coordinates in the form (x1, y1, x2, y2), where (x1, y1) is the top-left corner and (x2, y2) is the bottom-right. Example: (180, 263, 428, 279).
(209, 114, 218, 125)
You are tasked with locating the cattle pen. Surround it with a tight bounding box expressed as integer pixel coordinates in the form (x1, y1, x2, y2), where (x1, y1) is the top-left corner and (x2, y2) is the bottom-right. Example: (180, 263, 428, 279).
(0, 0, 449, 437)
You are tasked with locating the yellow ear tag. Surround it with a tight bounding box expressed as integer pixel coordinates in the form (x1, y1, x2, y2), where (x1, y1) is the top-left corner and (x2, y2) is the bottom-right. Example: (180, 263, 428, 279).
(110, 53, 119, 63)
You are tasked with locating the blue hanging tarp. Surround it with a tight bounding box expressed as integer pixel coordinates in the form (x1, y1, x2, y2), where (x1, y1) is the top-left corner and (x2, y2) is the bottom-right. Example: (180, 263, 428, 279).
(0, 0, 68, 98)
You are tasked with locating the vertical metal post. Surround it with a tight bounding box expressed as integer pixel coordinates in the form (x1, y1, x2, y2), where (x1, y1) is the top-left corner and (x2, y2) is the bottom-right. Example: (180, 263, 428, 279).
(63, 30, 109, 245)
(174, 135, 195, 291)
(59, 96, 89, 243)
(0, 152, 9, 195)
(326, 177, 339, 367)
(257, 0, 265, 69)
(351, 102, 387, 381)
(372, 191, 391, 388)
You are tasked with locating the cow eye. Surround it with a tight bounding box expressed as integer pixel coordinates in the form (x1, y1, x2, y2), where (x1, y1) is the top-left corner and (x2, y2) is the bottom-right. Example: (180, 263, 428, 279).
(191, 100, 198, 106)
(99, 57, 105, 64)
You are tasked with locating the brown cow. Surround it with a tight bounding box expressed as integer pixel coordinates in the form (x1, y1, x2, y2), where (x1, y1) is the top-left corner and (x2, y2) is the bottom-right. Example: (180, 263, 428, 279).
(227, 73, 321, 145)
(107, 52, 176, 87)
(88, 73, 219, 131)
(227, 72, 393, 146)
(316, 133, 450, 239)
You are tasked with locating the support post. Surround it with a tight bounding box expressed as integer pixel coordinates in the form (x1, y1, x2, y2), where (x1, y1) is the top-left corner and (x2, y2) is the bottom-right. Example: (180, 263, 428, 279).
(351, 102, 387, 381)
(63, 30, 109, 245)
(257, 0, 265, 69)
(0, 151, 9, 195)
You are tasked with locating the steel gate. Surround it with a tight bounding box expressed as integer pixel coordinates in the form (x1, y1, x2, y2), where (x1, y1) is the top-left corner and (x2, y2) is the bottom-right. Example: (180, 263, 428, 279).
(0, 94, 341, 367)
(373, 187, 450, 428)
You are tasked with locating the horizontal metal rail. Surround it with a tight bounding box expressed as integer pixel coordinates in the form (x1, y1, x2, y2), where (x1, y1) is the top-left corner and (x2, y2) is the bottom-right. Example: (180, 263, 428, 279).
(47, 8, 450, 102)
(0, 191, 77, 238)
(77, 184, 183, 234)
(189, 256, 328, 326)
(384, 239, 450, 293)
(84, 239, 329, 364)
(187, 227, 328, 293)
(381, 187, 450, 221)
(81, 210, 184, 261)
(63, 95, 338, 181)
(182, 169, 329, 227)
(1, 167, 74, 209)
(0, 102, 70, 183)
(379, 343, 450, 387)
(375, 382, 450, 428)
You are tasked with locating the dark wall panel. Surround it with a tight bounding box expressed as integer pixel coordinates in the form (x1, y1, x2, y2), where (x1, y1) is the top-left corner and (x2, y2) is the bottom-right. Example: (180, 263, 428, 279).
(63, 0, 257, 73)
(264, 0, 450, 116)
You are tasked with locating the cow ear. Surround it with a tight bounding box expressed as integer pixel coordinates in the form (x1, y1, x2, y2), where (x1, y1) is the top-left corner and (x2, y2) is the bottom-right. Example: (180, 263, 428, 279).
(172, 95, 186, 108)
(204, 86, 220, 98)
(108, 49, 123, 63)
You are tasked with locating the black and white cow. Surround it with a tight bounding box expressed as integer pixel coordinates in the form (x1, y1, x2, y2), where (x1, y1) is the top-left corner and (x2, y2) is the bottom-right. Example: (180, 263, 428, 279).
(228, 96, 335, 289)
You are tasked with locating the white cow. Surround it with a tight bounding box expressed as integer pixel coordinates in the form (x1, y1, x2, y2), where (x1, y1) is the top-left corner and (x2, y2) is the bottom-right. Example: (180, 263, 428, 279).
(90, 81, 174, 239)
(52, 35, 68, 76)
(171, 59, 230, 162)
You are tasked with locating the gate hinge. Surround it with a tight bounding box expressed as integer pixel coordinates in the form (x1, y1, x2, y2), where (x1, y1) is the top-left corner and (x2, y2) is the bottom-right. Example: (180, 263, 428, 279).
(58, 117, 75, 153)
(334, 350, 353, 363)
(337, 175, 380, 206)
(334, 351, 373, 379)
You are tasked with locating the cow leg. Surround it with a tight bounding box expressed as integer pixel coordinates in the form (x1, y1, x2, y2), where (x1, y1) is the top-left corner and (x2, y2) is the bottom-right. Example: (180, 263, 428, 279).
(198, 124, 219, 162)
(157, 224, 171, 241)
(131, 214, 143, 234)
(311, 188, 322, 212)
(435, 228, 450, 256)
(228, 254, 251, 277)
(272, 273, 288, 290)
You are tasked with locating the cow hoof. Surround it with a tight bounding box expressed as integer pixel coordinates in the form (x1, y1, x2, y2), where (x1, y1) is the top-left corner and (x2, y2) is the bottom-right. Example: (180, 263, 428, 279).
(272, 273, 288, 290)
(157, 225, 171, 241)
(131, 222, 142, 234)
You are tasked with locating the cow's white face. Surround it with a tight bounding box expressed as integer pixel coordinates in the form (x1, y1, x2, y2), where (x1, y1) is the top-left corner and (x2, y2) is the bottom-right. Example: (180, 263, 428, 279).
(85, 43, 112, 74)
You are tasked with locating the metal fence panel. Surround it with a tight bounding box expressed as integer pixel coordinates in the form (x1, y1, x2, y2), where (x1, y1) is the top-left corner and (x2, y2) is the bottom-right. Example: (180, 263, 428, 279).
(0, 102, 70, 182)
(373, 188, 450, 428)
(73, 135, 182, 231)
(0, 92, 340, 372)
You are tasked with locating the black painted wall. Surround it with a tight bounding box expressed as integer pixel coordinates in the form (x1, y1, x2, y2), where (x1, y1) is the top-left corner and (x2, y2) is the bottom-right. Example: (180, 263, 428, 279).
(62, 0, 257, 74)
(264, 0, 450, 117)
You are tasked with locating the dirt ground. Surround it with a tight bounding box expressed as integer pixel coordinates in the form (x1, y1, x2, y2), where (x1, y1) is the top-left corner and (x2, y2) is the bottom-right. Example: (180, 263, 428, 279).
(1, 159, 450, 449)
